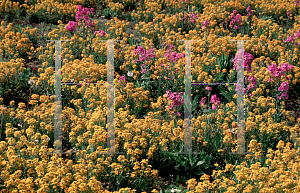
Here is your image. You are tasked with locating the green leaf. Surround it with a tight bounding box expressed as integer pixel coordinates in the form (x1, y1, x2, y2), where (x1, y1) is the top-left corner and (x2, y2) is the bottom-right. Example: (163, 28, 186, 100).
(195, 160, 205, 167)
(90, 142, 94, 153)
(192, 95, 199, 112)
(181, 160, 189, 170)
(195, 171, 205, 176)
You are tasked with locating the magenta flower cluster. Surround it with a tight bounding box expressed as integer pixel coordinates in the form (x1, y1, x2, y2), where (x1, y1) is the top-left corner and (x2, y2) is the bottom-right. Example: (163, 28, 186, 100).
(210, 94, 221, 110)
(284, 29, 300, 47)
(94, 30, 106, 37)
(199, 97, 206, 105)
(232, 50, 256, 96)
(76, 5, 94, 26)
(295, 0, 300, 6)
(232, 50, 254, 72)
(182, 13, 199, 24)
(205, 86, 212, 91)
(229, 10, 242, 30)
(175, 12, 199, 26)
(202, 20, 210, 28)
(166, 90, 184, 116)
(246, 6, 253, 17)
(163, 48, 185, 64)
(66, 5, 95, 32)
(161, 45, 184, 80)
(198, 86, 221, 110)
(267, 63, 294, 80)
(246, 75, 257, 95)
(133, 46, 156, 74)
(118, 75, 127, 83)
(65, 21, 78, 32)
(267, 63, 294, 100)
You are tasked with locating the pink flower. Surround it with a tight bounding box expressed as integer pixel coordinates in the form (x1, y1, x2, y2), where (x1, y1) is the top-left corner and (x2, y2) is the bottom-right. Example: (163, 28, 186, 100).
(94, 30, 106, 37)
(278, 82, 289, 92)
(75, 5, 95, 29)
(277, 95, 282, 100)
(294, 29, 300, 38)
(235, 84, 241, 92)
(164, 49, 185, 63)
(141, 69, 146, 74)
(232, 50, 254, 72)
(190, 19, 196, 23)
(287, 12, 291, 17)
(212, 105, 217, 110)
(210, 94, 221, 106)
(168, 44, 175, 50)
(166, 90, 184, 112)
(248, 76, 257, 85)
(65, 21, 78, 31)
(281, 92, 289, 100)
(267, 63, 277, 74)
(205, 87, 212, 91)
(199, 97, 206, 105)
(284, 35, 296, 43)
(267, 63, 287, 78)
(247, 84, 255, 90)
(272, 69, 285, 78)
(280, 63, 294, 72)
(229, 11, 242, 29)
(202, 20, 210, 28)
(77, 5, 83, 11)
(118, 76, 127, 83)
(246, 6, 252, 13)
(133, 46, 156, 64)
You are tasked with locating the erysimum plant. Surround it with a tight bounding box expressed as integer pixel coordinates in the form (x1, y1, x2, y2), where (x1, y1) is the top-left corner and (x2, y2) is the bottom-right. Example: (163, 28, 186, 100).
(162, 147, 214, 184)
(266, 62, 294, 123)
(130, 44, 184, 98)
(0, 59, 32, 107)
(65, 5, 97, 34)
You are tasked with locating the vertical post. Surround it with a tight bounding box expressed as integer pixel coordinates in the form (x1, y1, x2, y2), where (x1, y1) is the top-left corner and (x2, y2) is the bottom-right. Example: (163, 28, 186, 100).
(176, 40, 201, 155)
(229, 39, 253, 155)
(54, 40, 62, 155)
(107, 40, 115, 155)
(51, 40, 69, 155)
(98, 39, 124, 155)
(184, 40, 192, 154)
(236, 40, 245, 154)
